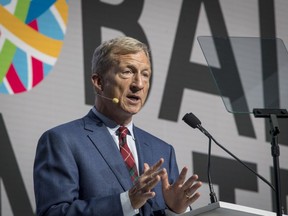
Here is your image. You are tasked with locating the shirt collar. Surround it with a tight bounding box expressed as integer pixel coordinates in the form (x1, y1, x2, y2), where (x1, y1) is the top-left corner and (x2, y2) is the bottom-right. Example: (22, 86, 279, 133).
(92, 107, 135, 138)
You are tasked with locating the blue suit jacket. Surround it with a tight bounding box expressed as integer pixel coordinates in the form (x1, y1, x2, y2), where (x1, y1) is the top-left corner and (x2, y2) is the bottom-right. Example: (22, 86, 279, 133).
(34, 110, 179, 216)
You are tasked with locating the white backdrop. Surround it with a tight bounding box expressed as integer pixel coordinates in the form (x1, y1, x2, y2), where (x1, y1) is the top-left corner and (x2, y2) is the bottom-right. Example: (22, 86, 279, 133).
(0, 0, 288, 215)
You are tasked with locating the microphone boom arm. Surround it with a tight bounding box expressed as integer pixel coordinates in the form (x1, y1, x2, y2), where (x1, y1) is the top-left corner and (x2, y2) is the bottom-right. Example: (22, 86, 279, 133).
(182, 112, 276, 194)
(197, 124, 276, 192)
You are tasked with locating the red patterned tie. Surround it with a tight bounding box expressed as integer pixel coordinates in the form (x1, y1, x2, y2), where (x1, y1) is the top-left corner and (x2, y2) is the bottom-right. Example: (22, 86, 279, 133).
(118, 126, 139, 183)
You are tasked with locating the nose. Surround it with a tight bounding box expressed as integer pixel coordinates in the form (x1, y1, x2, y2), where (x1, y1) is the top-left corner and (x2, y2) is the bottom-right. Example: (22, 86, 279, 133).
(131, 73, 144, 91)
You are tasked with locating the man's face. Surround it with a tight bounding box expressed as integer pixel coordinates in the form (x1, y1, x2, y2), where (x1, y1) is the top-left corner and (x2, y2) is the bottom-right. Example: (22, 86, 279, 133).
(96, 50, 151, 124)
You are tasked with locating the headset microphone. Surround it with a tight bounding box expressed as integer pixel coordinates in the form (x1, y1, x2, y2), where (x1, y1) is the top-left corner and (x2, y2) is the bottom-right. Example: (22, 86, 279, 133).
(112, 98, 119, 104)
(96, 93, 119, 104)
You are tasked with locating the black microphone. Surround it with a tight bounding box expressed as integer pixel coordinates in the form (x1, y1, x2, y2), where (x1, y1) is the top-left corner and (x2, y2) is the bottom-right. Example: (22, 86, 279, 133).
(96, 93, 119, 104)
(182, 112, 276, 202)
(183, 112, 218, 203)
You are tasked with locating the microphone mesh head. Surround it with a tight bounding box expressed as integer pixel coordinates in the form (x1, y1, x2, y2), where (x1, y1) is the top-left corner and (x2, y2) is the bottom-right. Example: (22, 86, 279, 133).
(182, 113, 201, 128)
(112, 98, 119, 104)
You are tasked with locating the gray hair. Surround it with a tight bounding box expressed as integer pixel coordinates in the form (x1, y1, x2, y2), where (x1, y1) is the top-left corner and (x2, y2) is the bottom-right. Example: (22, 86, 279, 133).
(91, 36, 150, 75)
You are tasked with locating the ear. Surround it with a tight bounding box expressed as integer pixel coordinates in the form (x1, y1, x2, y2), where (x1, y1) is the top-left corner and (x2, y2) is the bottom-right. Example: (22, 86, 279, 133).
(91, 73, 103, 92)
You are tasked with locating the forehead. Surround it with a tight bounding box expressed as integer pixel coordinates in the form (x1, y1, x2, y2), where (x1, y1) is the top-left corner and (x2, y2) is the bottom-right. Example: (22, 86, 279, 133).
(115, 51, 151, 69)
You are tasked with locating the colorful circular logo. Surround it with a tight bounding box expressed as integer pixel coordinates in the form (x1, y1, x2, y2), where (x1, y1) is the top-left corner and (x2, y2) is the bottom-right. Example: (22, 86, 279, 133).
(0, 0, 68, 94)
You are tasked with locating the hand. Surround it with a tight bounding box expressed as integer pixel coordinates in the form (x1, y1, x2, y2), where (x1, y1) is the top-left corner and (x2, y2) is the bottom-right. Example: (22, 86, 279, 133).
(161, 167, 202, 214)
(129, 158, 166, 209)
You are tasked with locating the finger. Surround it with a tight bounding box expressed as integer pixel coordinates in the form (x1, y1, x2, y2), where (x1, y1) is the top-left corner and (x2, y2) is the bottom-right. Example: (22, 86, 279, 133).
(161, 168, 170, 190)
(174, 166, 188, 186)
(182, 174, 199, 191)
(137, 164, 150, 186)
(143, 163, 150, 172)
(143, 169, 165, 185)
(186, 191, 201, 204)
(145, 158, 164, 175)
(134, 176, 159, 196)
(129, 184, 156, 198)
(141, 191, 156, 199)
(133, 171, 163, 193)
(189, 181, 202, 195)
(133, 169, 164, 192)
(149, 168, 165, 179)
(137, 159, 164, 186)
(129, 189, 156, 209)
(184, 181, 202, 198)
(140, 174, 161, 193)
(141, 158, 164, 181)
(139, 167, 165, 185)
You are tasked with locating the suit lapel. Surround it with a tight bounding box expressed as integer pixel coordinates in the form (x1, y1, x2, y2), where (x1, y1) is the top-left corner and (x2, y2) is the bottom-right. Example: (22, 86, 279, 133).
(83, 110, 133, 191)
(133, 127, 154, 174)
(134, 127, 163, 215)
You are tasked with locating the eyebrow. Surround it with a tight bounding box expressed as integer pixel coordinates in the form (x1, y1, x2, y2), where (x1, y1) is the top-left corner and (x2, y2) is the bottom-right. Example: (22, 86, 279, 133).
(124, 64, 151, 72)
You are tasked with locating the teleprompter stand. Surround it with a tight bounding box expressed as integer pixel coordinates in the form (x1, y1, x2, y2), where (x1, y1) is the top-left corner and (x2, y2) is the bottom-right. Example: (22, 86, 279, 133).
(253, 108, 288, 216)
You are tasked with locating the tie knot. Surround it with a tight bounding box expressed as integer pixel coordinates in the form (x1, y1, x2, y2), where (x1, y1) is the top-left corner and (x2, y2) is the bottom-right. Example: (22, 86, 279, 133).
(118, 126, 129, 138)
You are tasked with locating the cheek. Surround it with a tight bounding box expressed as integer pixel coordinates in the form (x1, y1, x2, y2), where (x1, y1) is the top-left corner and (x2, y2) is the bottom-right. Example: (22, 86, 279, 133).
(145, 84, 150, 95)
(142, 89, 149, 103)
(109, 80, 127, 95)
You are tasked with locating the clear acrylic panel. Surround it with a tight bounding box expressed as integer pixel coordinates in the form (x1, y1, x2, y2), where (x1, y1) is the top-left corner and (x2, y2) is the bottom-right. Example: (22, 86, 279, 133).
(197, 36, 288, 114)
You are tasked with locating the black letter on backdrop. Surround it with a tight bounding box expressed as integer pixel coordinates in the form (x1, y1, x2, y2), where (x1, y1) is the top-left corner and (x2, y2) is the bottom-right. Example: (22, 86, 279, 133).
(82, 0, 150, 105)
(0, 114, 34, 215)
(193, 152, 258, 203)
(159, 0, 256, 138)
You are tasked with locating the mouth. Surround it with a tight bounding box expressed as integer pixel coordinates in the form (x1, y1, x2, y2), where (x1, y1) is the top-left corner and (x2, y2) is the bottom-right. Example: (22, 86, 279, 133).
(127, 95, 141, 103)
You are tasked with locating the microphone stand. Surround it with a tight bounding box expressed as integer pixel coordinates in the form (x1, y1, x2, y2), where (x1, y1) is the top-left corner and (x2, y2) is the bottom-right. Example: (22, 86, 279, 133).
(183, 112, 276, 206)
(253, 108, 288, 216)
(207, 137, 218, 203)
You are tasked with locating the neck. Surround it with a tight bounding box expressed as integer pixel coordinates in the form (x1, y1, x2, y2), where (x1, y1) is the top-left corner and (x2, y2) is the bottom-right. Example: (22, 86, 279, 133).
(94, 104, 133, 126)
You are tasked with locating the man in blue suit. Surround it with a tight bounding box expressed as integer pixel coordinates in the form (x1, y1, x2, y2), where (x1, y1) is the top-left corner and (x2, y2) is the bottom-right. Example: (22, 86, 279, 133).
(34, 36, 202, 216)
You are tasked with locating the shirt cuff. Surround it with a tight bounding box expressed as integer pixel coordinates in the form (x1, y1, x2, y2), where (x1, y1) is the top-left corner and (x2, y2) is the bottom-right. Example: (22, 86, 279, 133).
(165, 206, 191, 216)
(120, 191, 139, 216)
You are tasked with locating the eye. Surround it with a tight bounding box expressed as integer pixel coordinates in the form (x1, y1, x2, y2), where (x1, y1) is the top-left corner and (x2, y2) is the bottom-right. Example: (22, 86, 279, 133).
(120, 69, 133, 78)
(124, 70, 132, 74)
(142, 71, 151, 80)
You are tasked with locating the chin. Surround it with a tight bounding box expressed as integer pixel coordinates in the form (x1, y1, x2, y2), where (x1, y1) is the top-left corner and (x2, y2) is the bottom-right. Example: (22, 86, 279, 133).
(126, 110, 139, 115)
(122, 104, 142, 114)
